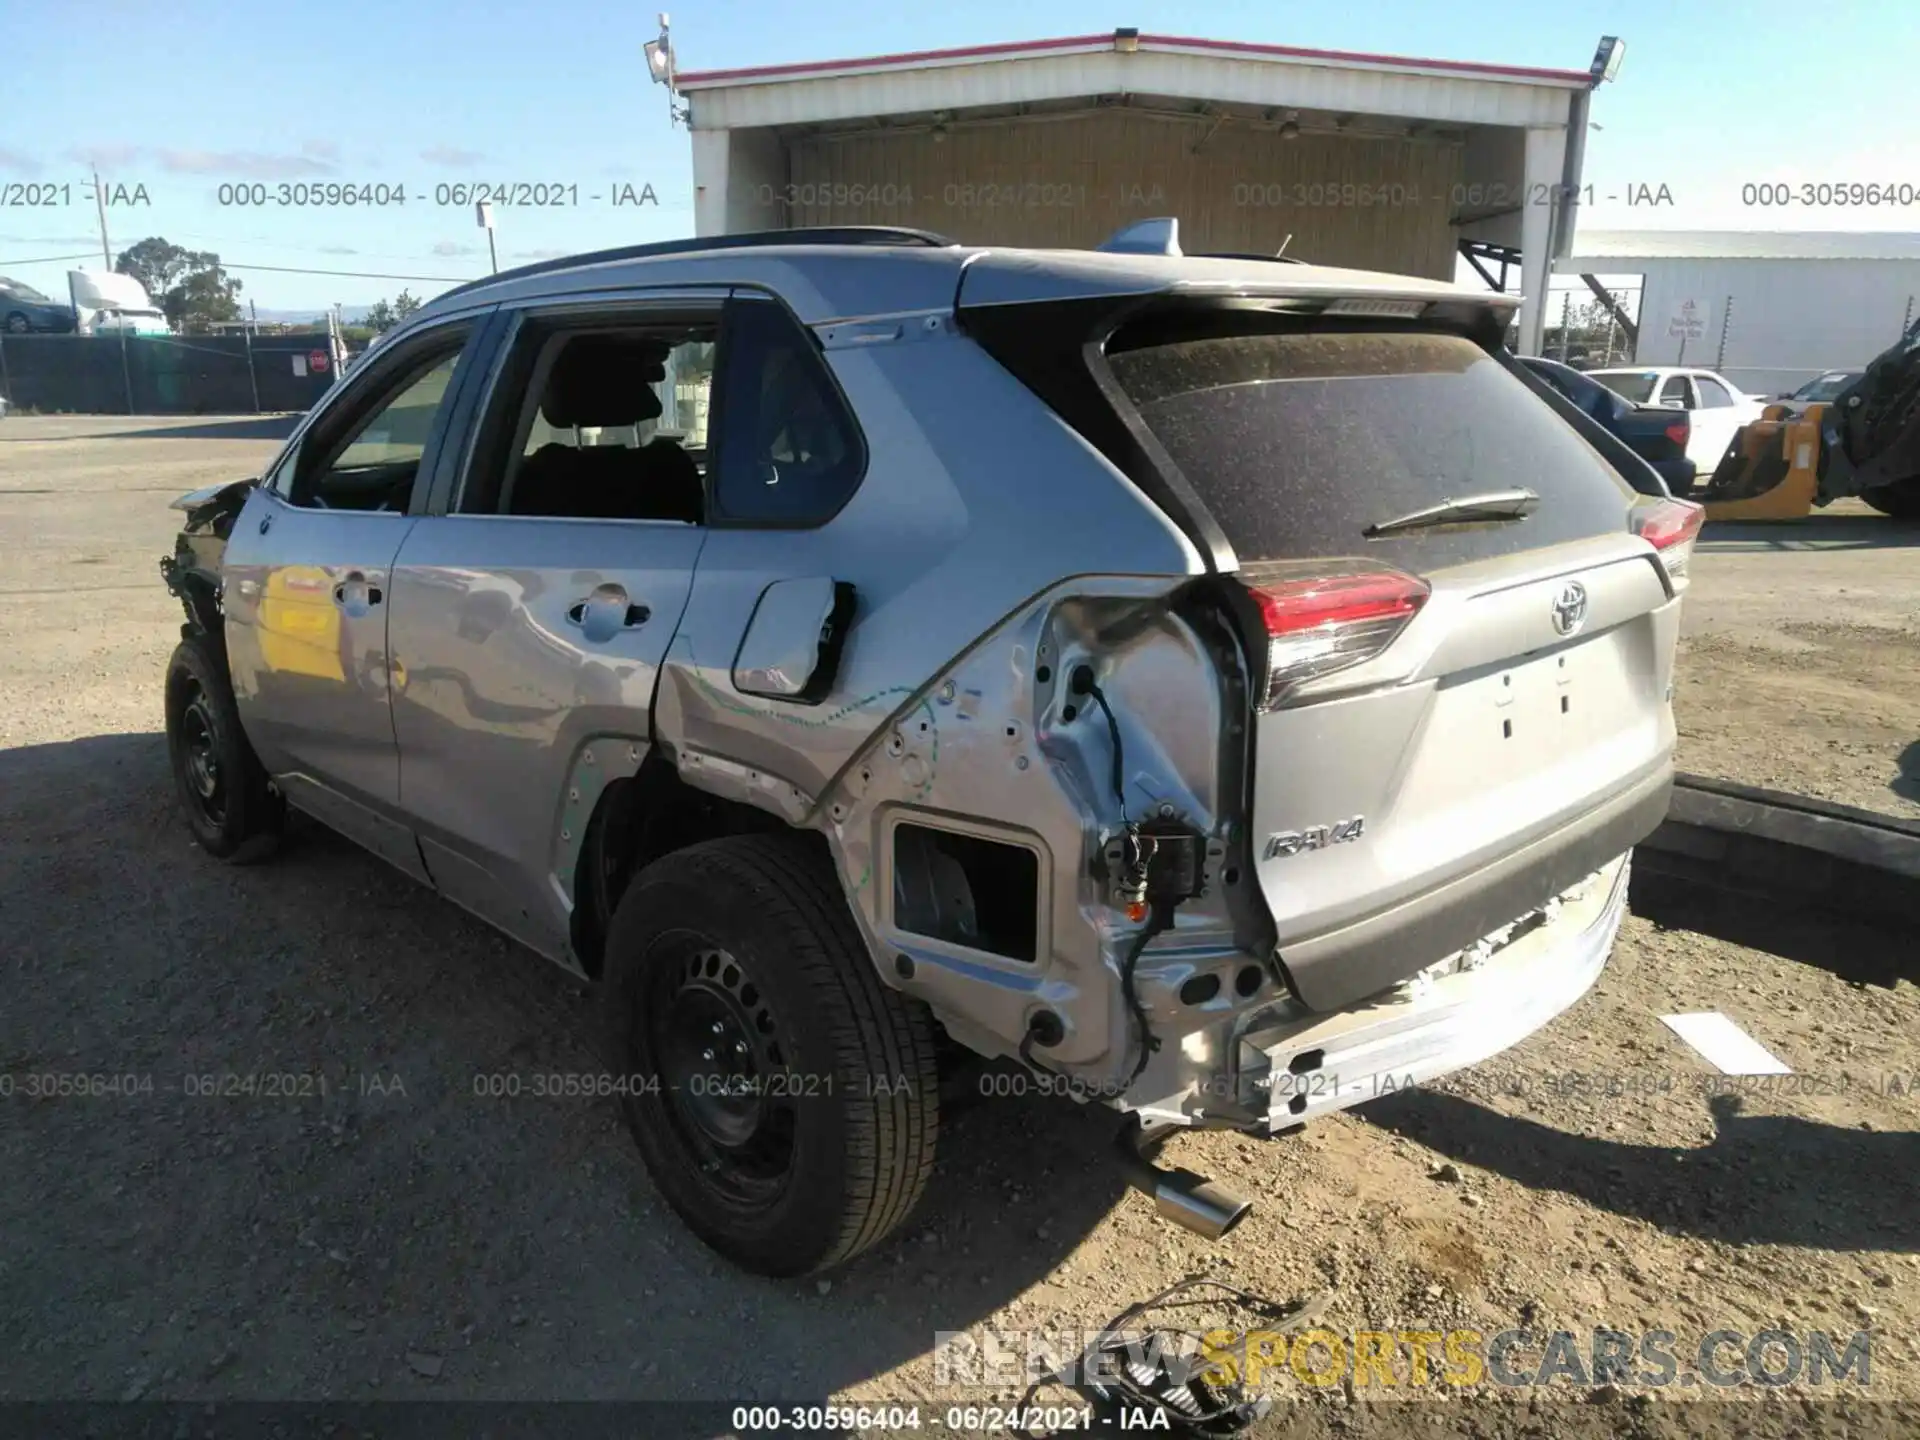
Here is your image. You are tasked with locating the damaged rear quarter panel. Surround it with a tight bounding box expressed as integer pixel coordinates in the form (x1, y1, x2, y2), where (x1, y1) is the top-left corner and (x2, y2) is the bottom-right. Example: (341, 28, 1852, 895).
(650, 319, 1219, 1071)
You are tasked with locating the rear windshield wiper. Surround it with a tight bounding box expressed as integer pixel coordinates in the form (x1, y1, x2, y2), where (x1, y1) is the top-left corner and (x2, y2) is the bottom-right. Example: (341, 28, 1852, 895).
(1364, 488, 1541, 538)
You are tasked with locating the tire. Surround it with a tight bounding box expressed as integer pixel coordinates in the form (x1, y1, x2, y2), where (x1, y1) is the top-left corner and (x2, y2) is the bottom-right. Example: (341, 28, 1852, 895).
(1860, 479, 1920, 518)
(3, 312, 31, 334)
(602, 833, 940, 1276)
(164, 636, 285, 862)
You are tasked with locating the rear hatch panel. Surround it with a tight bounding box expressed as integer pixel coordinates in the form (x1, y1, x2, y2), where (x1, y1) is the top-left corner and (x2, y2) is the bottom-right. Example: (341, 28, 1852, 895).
(1247, 544, 1677, 1010)
(959, 268, 1682, 1013)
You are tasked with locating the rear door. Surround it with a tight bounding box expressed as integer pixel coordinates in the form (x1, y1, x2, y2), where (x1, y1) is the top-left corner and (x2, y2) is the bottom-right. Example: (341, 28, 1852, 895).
(223, 318, 482, 877)
(385, 295, 718, 957)
(1099, 317, 1686, 1010)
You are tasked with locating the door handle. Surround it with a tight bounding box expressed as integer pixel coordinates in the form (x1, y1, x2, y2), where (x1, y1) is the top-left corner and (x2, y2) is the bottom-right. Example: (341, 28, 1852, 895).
(566, 599, 650, 628)
(332, 573, 383, 608)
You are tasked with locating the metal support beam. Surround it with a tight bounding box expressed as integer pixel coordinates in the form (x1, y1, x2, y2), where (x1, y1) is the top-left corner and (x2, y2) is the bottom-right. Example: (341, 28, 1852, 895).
(1462, 249, 1505, 292)
(1459, 238, 1522, 296)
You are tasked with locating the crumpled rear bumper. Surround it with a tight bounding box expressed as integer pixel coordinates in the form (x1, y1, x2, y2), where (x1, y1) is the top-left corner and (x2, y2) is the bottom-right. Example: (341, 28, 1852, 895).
(1237, 853, 1629, 1129)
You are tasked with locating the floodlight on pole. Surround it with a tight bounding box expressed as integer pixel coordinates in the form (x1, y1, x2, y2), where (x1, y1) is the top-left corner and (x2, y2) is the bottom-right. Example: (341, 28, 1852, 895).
(644, 14, 690, 127)
(1590, 35, 1625, 83)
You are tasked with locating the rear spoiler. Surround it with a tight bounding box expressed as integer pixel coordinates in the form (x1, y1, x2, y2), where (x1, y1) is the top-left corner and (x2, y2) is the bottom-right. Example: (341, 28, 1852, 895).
(957, 238, 1518, 331)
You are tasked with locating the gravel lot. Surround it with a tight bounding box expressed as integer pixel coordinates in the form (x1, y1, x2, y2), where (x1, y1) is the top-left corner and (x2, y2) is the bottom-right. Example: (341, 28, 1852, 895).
(1677, 508, 1920, 819)
(2, 415, 1916, 1434)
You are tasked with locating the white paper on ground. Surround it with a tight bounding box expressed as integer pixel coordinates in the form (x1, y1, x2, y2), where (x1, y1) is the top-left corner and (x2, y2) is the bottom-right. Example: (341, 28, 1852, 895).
(1659, 1011, 1791, 1075)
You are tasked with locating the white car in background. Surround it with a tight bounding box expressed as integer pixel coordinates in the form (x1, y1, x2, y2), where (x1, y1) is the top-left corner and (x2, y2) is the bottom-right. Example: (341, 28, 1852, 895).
(1586, 366, 1766, 474)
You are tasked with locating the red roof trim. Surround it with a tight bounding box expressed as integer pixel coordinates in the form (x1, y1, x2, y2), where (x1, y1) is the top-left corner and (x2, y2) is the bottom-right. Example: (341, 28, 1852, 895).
(677, 31, 1594, 88)
(677, 33, 1113, 85)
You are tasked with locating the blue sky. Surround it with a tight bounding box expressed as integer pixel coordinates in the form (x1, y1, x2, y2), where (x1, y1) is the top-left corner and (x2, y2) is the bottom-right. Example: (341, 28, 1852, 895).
(1, 0, 1912, 311)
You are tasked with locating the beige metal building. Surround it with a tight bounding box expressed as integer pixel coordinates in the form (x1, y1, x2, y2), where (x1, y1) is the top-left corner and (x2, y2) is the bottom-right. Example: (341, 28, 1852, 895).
(676, 29, 1615, 350)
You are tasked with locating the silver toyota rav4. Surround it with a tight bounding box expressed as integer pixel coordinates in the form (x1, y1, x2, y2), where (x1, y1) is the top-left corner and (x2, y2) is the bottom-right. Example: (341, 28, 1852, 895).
(161, 223, 1700, 1276)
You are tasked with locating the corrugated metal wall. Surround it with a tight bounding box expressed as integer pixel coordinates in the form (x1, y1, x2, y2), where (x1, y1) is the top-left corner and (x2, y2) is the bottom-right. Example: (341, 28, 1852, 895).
(1612, 258, 1920, 395)
(782, 111, 1464, 277)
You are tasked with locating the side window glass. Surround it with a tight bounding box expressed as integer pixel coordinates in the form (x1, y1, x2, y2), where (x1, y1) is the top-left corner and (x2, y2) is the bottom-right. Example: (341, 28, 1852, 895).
(1695, 377, 1733, 408)
(291, 342, 466, 512)
(712, 299, 866, 526)
(490, 327, 714, 522)
(1658, 375, 1691, 408)
(265, 438, 302, 497)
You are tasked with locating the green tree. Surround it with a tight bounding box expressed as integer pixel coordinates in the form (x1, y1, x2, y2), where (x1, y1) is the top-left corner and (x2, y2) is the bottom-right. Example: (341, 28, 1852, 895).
(114, 237, 198, 300)
(363, 290, 423, 335)
(113, 236, 243, 329)
(166, 266, 243, 329)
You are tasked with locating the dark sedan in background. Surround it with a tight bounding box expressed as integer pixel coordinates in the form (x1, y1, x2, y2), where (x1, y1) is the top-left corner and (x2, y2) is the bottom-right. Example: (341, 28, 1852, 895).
(1522, 355, 1695, 495)
(0, 277, 76, 334)
(1778, 370, 1862, 415)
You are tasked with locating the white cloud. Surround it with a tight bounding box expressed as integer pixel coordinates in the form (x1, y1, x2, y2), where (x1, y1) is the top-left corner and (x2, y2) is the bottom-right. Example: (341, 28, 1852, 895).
(158, 149, 337, 177)
(65, 144, 143, 169)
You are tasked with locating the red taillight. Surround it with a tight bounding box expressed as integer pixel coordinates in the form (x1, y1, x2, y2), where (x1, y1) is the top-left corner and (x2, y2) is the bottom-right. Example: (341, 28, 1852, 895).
(1251, 570, 1428, 633)
(1243, 564, 1430, 708)
(1664, 420, 1690, 447)
(1631, 497, 1705, 579)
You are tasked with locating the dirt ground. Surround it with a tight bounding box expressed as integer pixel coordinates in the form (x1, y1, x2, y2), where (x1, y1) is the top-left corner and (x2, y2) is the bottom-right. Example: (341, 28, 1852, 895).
(1676, 508, 1920, 819)
(2, 415, 1916, 1436)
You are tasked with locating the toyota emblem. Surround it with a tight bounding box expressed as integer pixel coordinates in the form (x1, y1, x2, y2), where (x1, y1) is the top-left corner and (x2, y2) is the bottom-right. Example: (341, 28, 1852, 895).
(1551, 580, 1589, 636)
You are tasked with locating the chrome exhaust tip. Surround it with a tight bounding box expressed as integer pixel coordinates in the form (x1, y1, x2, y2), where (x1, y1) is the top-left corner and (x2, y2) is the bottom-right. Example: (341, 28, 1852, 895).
(1114, 1117, 1254, 1242)
(1150, 1171, 1254, 1241)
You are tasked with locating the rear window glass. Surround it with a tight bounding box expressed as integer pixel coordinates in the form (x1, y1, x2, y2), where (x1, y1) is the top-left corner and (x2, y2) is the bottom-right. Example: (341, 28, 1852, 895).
(1107, 327, 1635, 569)
(1592, 371, 1659, 404)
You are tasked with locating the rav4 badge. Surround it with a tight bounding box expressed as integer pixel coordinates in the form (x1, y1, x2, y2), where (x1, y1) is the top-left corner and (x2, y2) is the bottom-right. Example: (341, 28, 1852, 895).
(1264, 817, 1365, 860)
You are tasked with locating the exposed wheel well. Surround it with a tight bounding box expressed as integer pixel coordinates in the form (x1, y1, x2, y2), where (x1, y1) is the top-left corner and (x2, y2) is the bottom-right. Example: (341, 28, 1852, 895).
(167, 567, 227, 656)
(569, 754, 800, 978)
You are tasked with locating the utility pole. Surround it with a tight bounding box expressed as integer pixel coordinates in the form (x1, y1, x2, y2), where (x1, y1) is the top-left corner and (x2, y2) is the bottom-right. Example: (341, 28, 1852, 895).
(92, 168, 113, 268)
(477, 201, 498, 274)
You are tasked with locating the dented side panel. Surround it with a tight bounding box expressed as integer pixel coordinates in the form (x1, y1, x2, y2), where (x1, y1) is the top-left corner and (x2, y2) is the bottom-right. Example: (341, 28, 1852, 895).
(650, 322, 1257, 1088)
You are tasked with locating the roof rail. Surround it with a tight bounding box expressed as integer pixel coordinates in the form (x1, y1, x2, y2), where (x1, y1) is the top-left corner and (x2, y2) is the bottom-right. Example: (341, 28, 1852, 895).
(434, 225, 960, 304)
(1192, 251, 1309, 265)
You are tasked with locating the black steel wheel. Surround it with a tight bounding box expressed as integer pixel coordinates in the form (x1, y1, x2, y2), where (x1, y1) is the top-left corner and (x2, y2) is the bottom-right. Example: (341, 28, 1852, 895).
(647, 940, 798, 1207)
(175, 679, 228, 828)
(164, 636, 284, 862)
(602, 834, 940, 1276)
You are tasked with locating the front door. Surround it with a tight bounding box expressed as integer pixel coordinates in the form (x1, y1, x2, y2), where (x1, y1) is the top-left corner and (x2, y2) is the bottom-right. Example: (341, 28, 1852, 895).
(223, 323, 480, 877)
(386, 305, 717, 955)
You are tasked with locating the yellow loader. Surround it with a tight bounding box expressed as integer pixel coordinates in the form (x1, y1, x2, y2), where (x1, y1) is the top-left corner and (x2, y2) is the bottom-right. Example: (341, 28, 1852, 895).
(1694, 318, 1920, 522)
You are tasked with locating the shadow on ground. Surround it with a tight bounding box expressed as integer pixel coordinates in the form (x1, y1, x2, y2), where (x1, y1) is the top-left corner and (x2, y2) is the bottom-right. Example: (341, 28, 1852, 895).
(1629, 868, 1920, 990)
(1361, 1090, 1917, 1253)
(1895, 739, 1920, 805)
(0, 731, 1130, 1401)
(1698, 511, 1920, 553)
